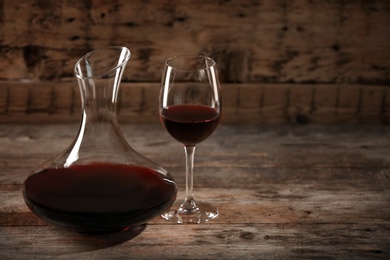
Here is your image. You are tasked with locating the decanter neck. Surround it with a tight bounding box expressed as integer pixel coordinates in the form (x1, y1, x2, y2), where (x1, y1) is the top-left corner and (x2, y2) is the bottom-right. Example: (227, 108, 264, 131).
(77, 76, 120, 123)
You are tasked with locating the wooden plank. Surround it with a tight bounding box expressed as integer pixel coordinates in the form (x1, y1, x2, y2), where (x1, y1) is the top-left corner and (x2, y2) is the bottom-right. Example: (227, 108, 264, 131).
(286, 85, 314, 123)
(0, 224, 388, 259)
(385, 87, 390, 124)
(360, 86, 387, 123)
(2, 123, 389, 170)
(2, 181, 389, 225)
(0, 86, 7, 114)
(312, 84, 338, 123)
(0, 0, 389, 84)
(336, 85, 361, 123)
(1, 82, 389, 124)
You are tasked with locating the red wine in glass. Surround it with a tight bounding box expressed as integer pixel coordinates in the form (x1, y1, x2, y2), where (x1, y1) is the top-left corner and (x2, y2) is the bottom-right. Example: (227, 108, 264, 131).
(159, 55, 222, 223)
(23, 163, 177, 233)
(160, 104, 220, 146)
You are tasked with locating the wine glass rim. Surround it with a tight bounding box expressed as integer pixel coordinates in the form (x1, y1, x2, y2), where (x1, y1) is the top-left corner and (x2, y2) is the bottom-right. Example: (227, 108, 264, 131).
(165, 55, 216, 71)
(74, 46, 131, 79)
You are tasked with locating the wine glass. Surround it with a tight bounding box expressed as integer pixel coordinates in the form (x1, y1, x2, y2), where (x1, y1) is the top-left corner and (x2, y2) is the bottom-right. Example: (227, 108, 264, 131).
(159, 55, 222, 223)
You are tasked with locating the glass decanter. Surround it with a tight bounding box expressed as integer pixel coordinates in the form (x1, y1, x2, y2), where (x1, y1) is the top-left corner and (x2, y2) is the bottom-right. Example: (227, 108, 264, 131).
(22, 46, 177, 234)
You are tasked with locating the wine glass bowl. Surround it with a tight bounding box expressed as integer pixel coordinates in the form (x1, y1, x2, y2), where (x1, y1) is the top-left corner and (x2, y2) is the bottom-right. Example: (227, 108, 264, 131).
(159, 55, 221, 223)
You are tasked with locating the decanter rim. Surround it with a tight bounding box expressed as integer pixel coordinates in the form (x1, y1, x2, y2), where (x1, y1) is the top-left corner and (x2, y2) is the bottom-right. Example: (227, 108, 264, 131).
(74, 46, 131, 80)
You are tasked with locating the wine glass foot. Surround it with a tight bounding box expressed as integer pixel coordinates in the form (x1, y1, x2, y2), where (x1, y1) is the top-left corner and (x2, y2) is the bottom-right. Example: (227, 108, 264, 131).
(161, 201, 218, 224)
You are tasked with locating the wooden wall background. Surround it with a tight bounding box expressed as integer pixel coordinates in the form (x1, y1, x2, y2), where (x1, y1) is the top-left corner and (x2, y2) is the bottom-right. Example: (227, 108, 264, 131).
(0, 0, 389, 124)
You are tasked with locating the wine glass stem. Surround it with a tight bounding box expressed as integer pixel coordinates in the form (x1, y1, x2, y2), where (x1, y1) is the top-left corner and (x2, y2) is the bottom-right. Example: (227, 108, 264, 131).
(181, 145, 198, 213)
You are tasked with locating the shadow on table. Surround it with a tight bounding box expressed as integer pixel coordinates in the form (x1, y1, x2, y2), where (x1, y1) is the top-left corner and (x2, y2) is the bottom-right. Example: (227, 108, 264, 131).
(0, 224, 148, 258)
(63, 224, 147, 250)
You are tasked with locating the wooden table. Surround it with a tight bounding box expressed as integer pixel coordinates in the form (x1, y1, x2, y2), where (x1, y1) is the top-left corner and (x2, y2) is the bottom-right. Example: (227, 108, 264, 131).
(1, 123, 389, 259)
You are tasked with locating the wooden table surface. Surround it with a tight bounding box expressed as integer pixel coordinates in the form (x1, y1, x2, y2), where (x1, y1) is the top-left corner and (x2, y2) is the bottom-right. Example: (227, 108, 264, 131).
(0, 123, 389, 259)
